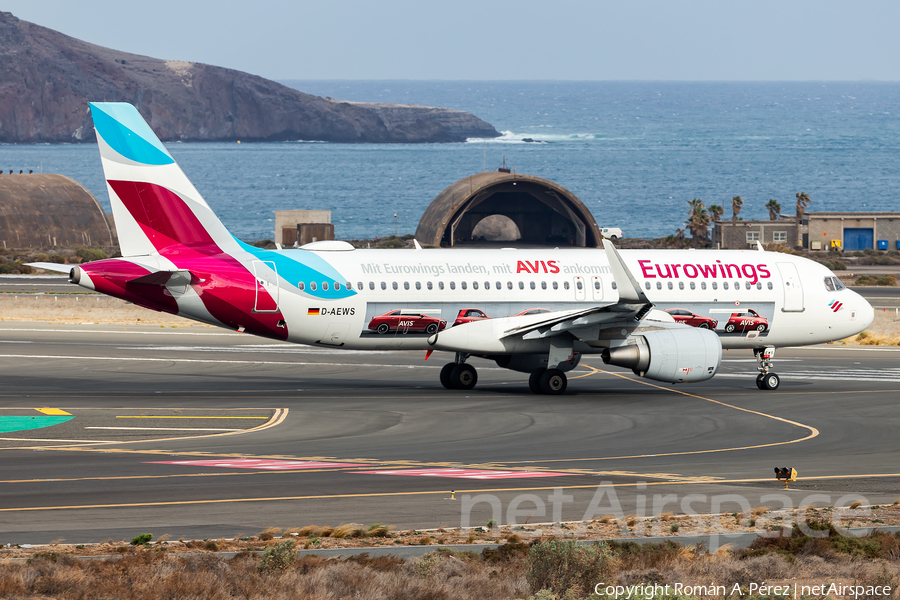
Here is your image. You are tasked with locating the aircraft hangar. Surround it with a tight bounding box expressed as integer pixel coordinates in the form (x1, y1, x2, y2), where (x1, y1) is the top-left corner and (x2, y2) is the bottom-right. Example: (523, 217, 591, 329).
(415, 170, 602, 248)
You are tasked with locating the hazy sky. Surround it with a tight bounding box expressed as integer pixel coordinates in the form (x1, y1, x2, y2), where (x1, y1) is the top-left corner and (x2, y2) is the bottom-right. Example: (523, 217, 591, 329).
(5, 1, 900, 81)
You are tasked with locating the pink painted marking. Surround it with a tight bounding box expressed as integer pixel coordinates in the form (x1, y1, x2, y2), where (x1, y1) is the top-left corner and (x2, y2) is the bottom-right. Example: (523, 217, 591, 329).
(354, 468, 569, 480)
(150, 459, 367, 470)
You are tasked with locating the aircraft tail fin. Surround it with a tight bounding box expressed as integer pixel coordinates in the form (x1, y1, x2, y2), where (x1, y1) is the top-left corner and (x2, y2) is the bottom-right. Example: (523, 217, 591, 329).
(89, 102, 237, 258)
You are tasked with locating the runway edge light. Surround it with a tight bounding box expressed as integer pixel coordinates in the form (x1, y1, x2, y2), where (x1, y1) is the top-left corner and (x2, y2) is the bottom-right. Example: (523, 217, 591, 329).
(775, 466, 798, 489)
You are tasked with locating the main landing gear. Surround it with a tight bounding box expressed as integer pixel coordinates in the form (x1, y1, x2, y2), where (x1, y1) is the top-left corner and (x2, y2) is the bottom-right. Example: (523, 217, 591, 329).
(754, 346, 780, 390)
(440, 353, 478, 390)
(528, 368, 567, 395)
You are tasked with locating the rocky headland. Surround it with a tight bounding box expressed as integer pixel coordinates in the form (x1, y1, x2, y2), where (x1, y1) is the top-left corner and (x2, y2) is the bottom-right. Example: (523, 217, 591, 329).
(0, 12, 499, 143)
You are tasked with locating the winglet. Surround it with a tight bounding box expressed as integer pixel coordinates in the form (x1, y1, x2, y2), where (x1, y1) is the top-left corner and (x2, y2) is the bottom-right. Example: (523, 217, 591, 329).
(602, 240, 649, 304)
(414, 239, 423, 250)
(755, 240, 764, 252)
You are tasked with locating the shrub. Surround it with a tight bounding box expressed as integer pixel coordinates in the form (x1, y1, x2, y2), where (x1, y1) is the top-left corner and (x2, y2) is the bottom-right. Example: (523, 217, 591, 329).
(130, 533, 153, 546)
(49, 254, 66, 263)
(257, 539, 296, 572)
(76, 248, 108, 262)
(258, 527, 281, 541)
(367, 523, 390, 538)
(670, 523, 680, 533)
(332, 523, 364, 539)
(526, 540, 620, 596)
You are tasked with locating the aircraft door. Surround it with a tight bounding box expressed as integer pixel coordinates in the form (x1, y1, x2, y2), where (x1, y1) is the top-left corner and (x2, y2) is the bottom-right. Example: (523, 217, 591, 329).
(574, 276, 586, 300)
(253, 261, 279, 313)
(776, 262, 804, 312)
(590, 276, 603, 301)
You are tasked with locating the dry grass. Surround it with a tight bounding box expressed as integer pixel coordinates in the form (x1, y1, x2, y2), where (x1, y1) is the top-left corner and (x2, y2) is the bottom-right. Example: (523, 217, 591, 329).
(258, 527, 281, 541)
(2, 532, 900, 600)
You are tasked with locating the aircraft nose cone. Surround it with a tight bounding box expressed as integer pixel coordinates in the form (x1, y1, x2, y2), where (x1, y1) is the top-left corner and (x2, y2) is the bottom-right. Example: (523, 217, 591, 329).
(858, 294, 875, 330)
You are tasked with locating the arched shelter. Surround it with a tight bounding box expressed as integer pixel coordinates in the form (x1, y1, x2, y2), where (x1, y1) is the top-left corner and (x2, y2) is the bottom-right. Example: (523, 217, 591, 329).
(0, 174, 114, 249)
(415, 170, 602, 247)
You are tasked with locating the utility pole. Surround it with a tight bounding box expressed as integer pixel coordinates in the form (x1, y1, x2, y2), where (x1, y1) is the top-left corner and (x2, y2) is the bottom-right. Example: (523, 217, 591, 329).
(394, 213, 398, 237)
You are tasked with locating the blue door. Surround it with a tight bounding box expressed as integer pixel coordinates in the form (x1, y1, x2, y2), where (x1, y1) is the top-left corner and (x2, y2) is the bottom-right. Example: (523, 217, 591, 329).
(843, 228, 873, 250)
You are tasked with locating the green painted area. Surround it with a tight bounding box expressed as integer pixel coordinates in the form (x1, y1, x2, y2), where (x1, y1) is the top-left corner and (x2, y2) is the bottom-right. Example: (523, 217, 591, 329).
(0, 415, 73, 433)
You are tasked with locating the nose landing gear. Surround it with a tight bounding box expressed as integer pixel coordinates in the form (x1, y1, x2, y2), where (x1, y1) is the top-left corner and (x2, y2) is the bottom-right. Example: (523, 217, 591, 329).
(754, 347, 780, 390)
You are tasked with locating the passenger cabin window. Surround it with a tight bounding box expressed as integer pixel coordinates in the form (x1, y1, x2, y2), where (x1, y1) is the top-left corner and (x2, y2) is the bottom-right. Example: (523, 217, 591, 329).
(507, 281, 513, 290)
(485, 281, 491, 290)
(553, 281, 559, 290)
(518, 282, 524, 290)
(334, 282, 341, 291)
(689, 282, 695, 290)
(439, 281, 445, 290)
(542, 281, 548, 290)
(767, 282, 773, 290)
(746, 282, 752, 290)
(564, 281, 570, 290)
(711, 282, 717, 290)
(679, 281, 684, 290)
(701, 282, 706, 290)
(667, 282, 673, 290)
(311, 282, 317, 291)
(427, 281, 433, 290)
(392, 282, 398, 290)
(594, 280, 600, 290)
(380, 282, 386, 290)
(357, 282, 363, 290)
(612, 281, 618, 290)
(723, 282, 729, 290)
(577, 281, 583, 290)
(756, 282, 762, 290)
(472, 281, 478, 290)
(645, 282, 651, 290)
(450, 281, 456, 290)
(298, 282, 305, 291)
(415, 281, 421, 290)
(495, 281, 501, 290)
(323, 282, 329, 291)
(530, 282, 536, 290)
(368, 282, 374, 290)
(461, 281, 467, 290)
(403, 282, 409, 290)
(656, 282, 662, 290)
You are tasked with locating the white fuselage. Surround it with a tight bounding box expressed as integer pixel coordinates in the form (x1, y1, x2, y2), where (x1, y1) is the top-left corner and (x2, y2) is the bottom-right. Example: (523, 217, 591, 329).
(247, 247, 873, 352)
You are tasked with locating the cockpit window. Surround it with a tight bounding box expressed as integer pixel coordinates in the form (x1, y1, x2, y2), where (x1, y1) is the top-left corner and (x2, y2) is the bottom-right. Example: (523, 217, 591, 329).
(824, 276, 846, 292)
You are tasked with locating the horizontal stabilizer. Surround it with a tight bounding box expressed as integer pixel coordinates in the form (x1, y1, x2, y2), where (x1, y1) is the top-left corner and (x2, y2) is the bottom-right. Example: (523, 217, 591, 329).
(24, 262, 73, 274)
(127, 270, 193, 286)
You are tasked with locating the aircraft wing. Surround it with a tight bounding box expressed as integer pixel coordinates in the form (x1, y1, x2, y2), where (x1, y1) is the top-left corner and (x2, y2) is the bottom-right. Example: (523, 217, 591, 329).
(427, 241, 655, 354)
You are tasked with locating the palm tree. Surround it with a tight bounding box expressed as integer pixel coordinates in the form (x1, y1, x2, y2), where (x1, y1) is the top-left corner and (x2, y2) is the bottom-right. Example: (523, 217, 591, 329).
(731, 196, 743, 221)
(765, 199, 782, 221)
(795, 192, 811, 249)
(709, 204, 723, 223)
(686, 198, 711, 245)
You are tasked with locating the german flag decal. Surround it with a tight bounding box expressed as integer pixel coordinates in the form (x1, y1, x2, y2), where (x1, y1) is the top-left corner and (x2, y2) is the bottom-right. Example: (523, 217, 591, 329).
(307, 308, 320, 316)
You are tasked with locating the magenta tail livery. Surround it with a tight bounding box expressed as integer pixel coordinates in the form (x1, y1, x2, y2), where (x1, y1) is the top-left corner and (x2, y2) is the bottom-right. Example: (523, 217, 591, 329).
(29, 103, 875, 393)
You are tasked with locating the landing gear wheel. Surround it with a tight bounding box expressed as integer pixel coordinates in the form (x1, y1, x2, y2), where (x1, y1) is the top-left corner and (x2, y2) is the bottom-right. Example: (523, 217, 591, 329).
(539, 369, 567, 395)
(529, 369, 545, 394)
(451, 363, 478, 390)
(762, 372, 780, 390)
(440, 363, 455, 389)
(756, 373, 766, 390)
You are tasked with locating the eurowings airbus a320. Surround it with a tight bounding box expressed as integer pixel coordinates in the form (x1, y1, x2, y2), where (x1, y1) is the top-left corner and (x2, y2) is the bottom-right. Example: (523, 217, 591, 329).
(30, 103, 875, 394)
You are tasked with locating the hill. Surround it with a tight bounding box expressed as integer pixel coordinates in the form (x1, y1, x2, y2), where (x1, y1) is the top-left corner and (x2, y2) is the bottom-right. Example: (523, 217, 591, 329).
(0, 12, 499, 143)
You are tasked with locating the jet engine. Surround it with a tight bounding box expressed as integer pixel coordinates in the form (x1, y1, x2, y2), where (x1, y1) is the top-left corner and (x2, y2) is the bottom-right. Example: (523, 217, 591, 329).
(493, 353, 582, 374)
(601, 328, 721, 384)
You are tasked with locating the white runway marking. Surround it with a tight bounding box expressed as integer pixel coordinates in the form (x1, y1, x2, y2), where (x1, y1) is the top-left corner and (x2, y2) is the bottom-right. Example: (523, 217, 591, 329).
(117, 345, 393, 355)
(0, 353, 445, 369)
(0, 328, 242, 337)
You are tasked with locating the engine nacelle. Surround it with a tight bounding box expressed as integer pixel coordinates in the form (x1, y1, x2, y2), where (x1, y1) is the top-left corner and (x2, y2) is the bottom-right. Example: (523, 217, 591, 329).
(601, 328, 721, 383)
(494, 353, 582, 374)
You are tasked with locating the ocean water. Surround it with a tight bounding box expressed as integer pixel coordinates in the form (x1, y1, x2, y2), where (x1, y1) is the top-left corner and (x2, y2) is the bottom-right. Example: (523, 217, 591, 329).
(2, 81, 899, 242)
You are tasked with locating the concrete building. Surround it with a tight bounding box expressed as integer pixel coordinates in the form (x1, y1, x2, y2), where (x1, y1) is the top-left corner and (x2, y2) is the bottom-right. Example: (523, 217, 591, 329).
(713, 211, 900, 251)
(274, 210, 332, 247)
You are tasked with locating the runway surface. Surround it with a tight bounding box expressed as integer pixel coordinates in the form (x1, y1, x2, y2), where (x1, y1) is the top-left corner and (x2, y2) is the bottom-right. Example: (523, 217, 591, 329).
(1, 322, 899, 545)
